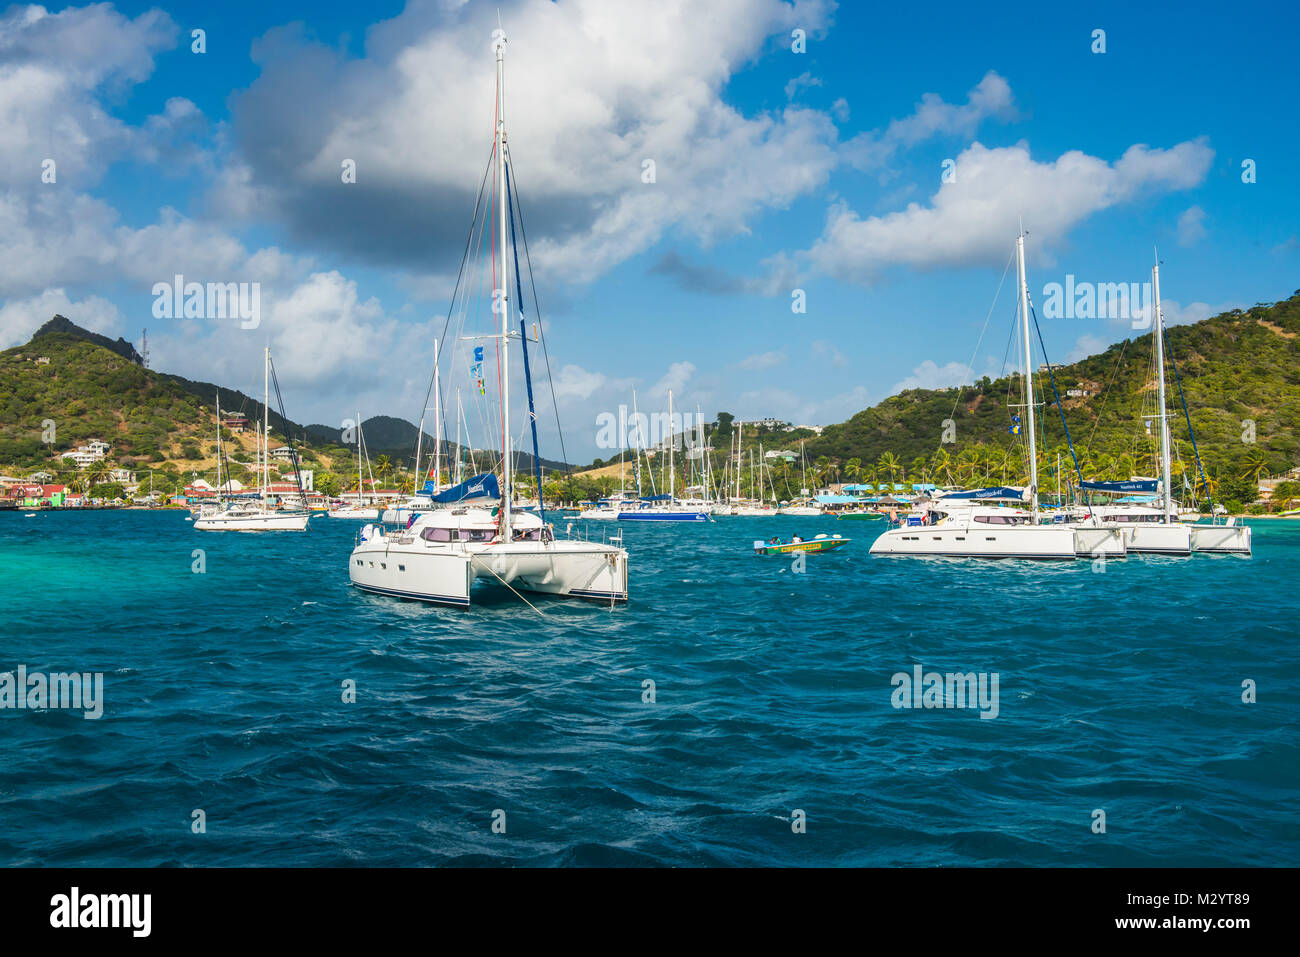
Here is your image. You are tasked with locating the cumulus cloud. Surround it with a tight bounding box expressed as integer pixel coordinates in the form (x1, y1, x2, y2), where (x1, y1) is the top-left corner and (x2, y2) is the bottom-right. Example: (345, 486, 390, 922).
(841, 70, 1018, 172)
(0, 3, 179, 186)
(889, 359, 975, 393)
(1176, 205, 1207, 246)
(0, 288, 123, 348)
(807, 138, 1215, 280)
(222, 0, 839, 284)
(736, 350, 786, 370)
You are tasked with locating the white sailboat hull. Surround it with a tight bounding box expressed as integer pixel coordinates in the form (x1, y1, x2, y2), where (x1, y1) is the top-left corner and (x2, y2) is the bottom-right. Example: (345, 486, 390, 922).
(1120, 522, 1192, 554)
(1189, 523, 1252, 555)
(194, 511, 310, 531)
(349, 536, 628, 606)
(1072, 525, 1128, 558)
(870, 523, 1079, 559)
(327, 506, 381, 520)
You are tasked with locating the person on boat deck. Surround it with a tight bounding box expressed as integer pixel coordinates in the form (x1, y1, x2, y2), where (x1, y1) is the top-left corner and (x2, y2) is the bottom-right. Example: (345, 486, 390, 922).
(769, 536, 780, 545)
(792, 534, 803, 543)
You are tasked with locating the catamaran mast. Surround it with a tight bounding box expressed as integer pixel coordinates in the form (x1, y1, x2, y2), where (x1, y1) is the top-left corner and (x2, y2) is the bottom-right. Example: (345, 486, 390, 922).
(1016, 233, 1040, 517)
(263, 346, 270, 505)
(496, 27, 512, 539)
(432, 337, 441, 489)
(1152, 258, 1174, 522)
(356, 410, 363, 503)
(668, 390, 675, 502)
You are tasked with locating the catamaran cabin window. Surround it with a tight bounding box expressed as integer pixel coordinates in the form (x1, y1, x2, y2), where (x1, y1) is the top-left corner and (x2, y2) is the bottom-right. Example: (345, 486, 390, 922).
(462, 528, 494, 542)
(974, 514, 1027, 525)
(420, 526, 453, 542)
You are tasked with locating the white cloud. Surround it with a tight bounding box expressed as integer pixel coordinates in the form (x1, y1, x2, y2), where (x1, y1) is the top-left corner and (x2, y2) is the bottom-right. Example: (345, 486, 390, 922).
(890, 359, 975, 393)
(1064, 334, 1109, 363)
(0, 288, 122, 348)
(1176, 205, 1207, 246)
(841, 71, 1018, 171)
(784, 71, 823, 100)
(223, 0, 840, 283)
(736, 350, 786, 370)
(807, 138, 1215, 280)
(649, 360, 696, 398)
(0, 4, 179, 186)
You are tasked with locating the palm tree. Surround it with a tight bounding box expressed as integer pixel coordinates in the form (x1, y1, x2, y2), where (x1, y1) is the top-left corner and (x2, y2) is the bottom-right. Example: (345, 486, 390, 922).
(374, 454, 393, 485)
(845, 457, 863, 483)
(930, 448, 952, 486)
(877, 451, 901, 487)
(1241, 447, 1269, 481)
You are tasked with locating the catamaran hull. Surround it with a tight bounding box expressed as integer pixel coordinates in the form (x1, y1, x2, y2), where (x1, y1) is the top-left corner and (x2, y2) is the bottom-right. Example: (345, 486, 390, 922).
(869, 525, 1078, 559)
(194, 513, 310, 531)
(1189, 524, 1252, 555)
(349, 539, 628, 607)
(1072, 526, 1128, 558)
(1119, 523, 1192, 554)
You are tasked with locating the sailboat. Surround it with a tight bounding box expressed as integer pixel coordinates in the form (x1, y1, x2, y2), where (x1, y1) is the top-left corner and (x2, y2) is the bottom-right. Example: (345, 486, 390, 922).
(871, 232, 1122, 559)
(195, 347, 310, 532)
(616, 390, 710, 521)
(328, 412, 380, 519)
(1072, 260, 1250, 555)
(349, 27, 627, 606)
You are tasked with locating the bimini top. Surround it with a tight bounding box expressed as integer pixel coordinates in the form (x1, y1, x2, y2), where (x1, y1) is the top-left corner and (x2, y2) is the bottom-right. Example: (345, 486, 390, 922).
(1080, 479, 1159, 494)
(423, 472, 501, 503)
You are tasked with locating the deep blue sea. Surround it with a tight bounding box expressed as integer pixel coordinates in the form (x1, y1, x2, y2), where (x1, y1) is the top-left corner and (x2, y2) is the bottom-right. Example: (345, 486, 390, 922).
(1, 509, 1296, 867)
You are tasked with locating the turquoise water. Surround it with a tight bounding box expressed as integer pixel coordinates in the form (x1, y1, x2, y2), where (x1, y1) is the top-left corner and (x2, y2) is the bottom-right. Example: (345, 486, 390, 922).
(1, 509, 1296, 866)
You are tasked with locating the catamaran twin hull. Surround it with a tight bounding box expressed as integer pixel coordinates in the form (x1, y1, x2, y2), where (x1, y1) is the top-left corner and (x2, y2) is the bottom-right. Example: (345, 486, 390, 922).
(868, 525, 1122, 560)
(349, 538, 629, 607)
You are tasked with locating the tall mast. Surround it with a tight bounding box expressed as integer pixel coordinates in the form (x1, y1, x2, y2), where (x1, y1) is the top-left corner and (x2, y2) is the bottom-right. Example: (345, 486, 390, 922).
(356, 410, 362, 503)
(264, 346, 270, 505)
(1152, 258, 1174, 522)
(668, 390, 675, 501)
(455, 389, 463, 486)
(1016, 233, 1040, 517)
(432, 338, 441, 489)
(495, 26, 512, 538)
(735, 420, 743, 500)
(632, 389, 642, 498)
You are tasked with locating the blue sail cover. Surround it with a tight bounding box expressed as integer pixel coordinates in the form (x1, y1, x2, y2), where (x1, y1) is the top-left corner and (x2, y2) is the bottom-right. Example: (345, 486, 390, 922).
(1080, 479, 1158, 494)
(941, 486, 1027, 501)
(423, 472, 500, 503)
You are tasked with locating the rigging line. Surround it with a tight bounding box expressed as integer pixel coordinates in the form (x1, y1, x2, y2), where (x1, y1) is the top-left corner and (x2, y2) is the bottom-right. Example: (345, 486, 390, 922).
(468, 553, 553, 621)
(267, 355, 307, 509)
(1165, 319, 1213, 510)
(1080, 335, 1131, 461)
(503, 146, 569, 475)
(1028, 300, 1084, 486)
(949, 245, 1016, 423)
(506, 158, 546, 520)
(411, 142, 497, 477)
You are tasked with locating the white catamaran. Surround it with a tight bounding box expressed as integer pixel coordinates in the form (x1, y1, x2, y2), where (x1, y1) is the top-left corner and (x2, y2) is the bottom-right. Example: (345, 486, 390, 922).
(349, 27, 628, 606)
(871, 232, 1123, 559)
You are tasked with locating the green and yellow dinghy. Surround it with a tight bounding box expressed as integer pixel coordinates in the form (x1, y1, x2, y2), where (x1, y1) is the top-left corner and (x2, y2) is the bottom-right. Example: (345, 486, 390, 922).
(753, 534, 850, 555)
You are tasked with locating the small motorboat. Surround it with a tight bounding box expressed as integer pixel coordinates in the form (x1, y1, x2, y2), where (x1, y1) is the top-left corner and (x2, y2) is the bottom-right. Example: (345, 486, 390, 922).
(753, 533, 850, 555)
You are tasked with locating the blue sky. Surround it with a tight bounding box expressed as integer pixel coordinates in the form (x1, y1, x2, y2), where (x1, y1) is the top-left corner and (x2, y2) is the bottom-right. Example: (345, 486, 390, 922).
(2, 0, 1297, 461)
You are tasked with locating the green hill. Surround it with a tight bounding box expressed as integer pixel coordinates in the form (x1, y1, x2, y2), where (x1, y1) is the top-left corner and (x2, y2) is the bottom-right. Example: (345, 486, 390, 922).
(0, 317, 572, 495)
(800, 292, 1300, 491)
